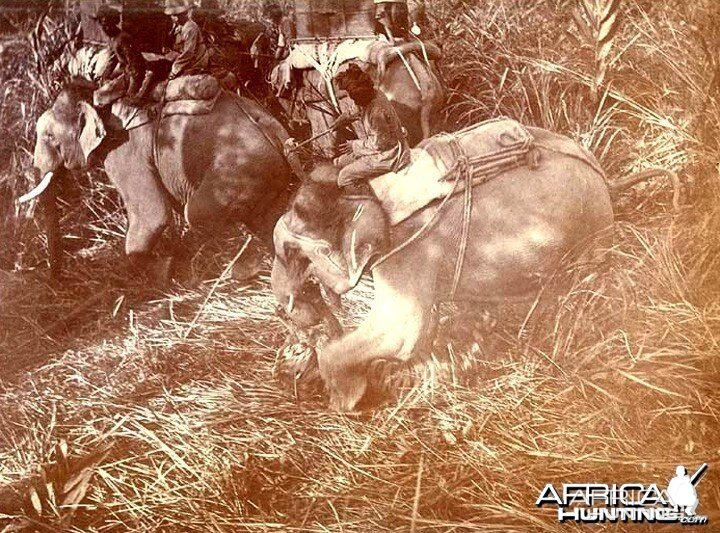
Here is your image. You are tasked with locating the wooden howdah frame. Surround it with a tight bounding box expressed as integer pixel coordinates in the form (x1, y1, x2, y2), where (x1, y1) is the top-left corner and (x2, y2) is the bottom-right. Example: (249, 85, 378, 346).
(292, 0, 376, 42)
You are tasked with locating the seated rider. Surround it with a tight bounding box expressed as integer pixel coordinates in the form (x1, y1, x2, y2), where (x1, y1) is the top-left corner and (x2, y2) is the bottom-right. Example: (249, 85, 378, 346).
(164, 0, 210, 80)
(333, 64, 411, 193)
(299, 64, 411, 290)
(94, 5, 154, 103)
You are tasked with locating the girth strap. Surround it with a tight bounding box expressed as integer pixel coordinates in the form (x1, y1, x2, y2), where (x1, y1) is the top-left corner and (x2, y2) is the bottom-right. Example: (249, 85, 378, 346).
(447, 135, 472, 300)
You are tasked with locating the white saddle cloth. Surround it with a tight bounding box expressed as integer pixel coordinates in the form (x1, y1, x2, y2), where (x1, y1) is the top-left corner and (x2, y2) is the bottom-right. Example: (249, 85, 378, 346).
(286, 38, 387, 76)
(370, 118, 535, 225)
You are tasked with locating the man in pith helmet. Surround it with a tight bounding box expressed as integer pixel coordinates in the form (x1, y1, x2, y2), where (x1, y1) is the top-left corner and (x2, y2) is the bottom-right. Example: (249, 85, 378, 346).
(164, 0, 209, 79)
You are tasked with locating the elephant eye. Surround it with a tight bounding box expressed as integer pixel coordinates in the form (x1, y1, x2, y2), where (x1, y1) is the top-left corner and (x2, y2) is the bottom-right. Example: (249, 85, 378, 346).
(46, 133, 61, 148)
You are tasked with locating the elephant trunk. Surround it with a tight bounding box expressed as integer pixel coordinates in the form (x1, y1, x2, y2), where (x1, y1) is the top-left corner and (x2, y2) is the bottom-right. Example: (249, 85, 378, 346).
(39, 172, 62, 279)
(19, 169, 62, 278)
(271, 256, 342, 337)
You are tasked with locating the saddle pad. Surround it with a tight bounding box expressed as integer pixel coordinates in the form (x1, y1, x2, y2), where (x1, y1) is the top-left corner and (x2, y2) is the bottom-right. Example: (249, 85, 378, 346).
(98, 72, 219, 107)
(160, 94, 219, 117)
(150, 74, 220, 102)
(285, 38, 436, 77)
(110, 93, 220, 131)
(370, 118, 534, 225)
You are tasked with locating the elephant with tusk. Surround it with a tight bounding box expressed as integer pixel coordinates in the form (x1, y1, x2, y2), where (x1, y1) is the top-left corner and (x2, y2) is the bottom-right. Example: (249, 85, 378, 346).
(20, 82, 295, 282)
(271, 124, 681, 412)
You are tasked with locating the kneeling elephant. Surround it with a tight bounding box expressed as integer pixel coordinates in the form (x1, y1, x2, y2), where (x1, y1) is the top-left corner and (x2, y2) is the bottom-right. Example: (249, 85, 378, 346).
(271, 125, 679, 411)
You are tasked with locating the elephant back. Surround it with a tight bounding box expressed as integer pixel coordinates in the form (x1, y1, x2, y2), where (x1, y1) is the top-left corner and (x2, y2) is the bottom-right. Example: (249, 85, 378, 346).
(525, 126, 605, 178)
(370, 118, 536, 225)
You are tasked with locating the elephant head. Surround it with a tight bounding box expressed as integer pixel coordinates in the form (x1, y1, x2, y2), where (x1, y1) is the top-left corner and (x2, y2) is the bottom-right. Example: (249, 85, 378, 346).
(271, 164, 388, 327)
(21, 85, 106, 276)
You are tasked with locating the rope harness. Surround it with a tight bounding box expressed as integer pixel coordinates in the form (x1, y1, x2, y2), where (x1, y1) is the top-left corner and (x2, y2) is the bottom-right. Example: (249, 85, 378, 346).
(279, 125, 535, 300)
(151, 81, 170, 169)
(448, 135, 472, 299)
(229, 94, 286, 159)
(369, 120, 535, 297)
(366, 135, 472, 290)
(394, 47, 422, 92)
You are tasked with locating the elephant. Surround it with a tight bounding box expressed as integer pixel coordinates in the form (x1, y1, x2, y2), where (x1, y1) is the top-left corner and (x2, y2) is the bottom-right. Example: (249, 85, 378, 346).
(22, 83, 294, 281)
(270, 126, 680, 412)
(290, 42, 445, 156)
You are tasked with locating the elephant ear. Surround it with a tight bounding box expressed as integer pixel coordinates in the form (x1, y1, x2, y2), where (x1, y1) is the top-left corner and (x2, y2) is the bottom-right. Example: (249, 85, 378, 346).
(341, 200, 389, 287)
(77, 101, 106, 163)
(274, 197, 388, 295)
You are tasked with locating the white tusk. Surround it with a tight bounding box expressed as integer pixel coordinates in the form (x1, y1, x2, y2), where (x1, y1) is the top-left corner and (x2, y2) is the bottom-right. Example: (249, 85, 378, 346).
(349, 228, 358, 274)
(287, 293, 295, 314)
(17, 171, 54, 204)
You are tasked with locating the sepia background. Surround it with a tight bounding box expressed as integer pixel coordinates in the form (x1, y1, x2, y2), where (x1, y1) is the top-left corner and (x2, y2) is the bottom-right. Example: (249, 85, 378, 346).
(0, 0, 719, 530)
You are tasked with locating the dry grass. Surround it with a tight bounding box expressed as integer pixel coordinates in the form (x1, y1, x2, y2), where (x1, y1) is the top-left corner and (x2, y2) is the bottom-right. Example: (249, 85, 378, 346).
(1, 214, 718, 531)
(1, 0, 720, 531)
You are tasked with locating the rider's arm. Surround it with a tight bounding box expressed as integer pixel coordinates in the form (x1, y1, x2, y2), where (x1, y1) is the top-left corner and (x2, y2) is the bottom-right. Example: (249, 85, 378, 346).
(333, 110, 360, 129)
(351, 106, 399, 156)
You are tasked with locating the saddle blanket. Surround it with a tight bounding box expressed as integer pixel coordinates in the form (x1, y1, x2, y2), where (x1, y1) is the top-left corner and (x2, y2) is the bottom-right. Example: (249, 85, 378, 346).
(370, 118, 534, 226)
(273, 37, 438, 94)
(98, 74, 221, 130)
(150, 74, 220, 102)
(272, 38, 385, 94)
(95, 73, 219, 109)
(109, 93, 220, 130)
(370, 119, 605, 226)
(285, 38, 386, 75)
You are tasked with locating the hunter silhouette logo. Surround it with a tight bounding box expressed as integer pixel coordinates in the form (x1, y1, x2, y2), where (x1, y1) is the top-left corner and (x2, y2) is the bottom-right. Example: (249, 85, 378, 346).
(667, 465, 701, 516)
(536, 463, 709, 525)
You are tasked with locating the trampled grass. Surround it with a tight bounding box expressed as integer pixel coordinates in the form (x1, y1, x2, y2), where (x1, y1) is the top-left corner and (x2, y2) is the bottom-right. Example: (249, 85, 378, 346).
(1, 0, 719, 531)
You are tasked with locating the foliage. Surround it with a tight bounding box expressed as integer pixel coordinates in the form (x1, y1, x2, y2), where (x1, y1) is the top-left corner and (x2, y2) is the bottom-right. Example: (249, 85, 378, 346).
(0, 0, 719, 531)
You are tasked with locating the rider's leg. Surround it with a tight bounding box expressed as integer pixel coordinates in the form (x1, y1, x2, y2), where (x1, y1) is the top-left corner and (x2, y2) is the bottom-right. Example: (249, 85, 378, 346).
(134, 67, 155, 101)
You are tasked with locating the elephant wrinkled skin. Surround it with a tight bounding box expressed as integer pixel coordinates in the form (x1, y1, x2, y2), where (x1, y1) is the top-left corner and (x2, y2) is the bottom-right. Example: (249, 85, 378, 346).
(272, 140, 619, 411)
(27, 84, 293, 280)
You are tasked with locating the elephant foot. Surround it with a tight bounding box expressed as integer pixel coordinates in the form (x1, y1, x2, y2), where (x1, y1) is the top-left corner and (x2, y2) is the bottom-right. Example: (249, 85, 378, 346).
(127, 252, 174, 289)
(231, 246, 265, 281)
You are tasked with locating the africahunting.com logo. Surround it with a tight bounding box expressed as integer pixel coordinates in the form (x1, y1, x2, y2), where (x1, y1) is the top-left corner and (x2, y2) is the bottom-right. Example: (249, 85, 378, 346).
(536, 464, 708, 525)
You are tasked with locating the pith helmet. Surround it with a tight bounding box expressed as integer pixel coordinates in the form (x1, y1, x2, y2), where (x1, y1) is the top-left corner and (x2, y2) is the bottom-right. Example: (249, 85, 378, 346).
(164, 0, 194, 15)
